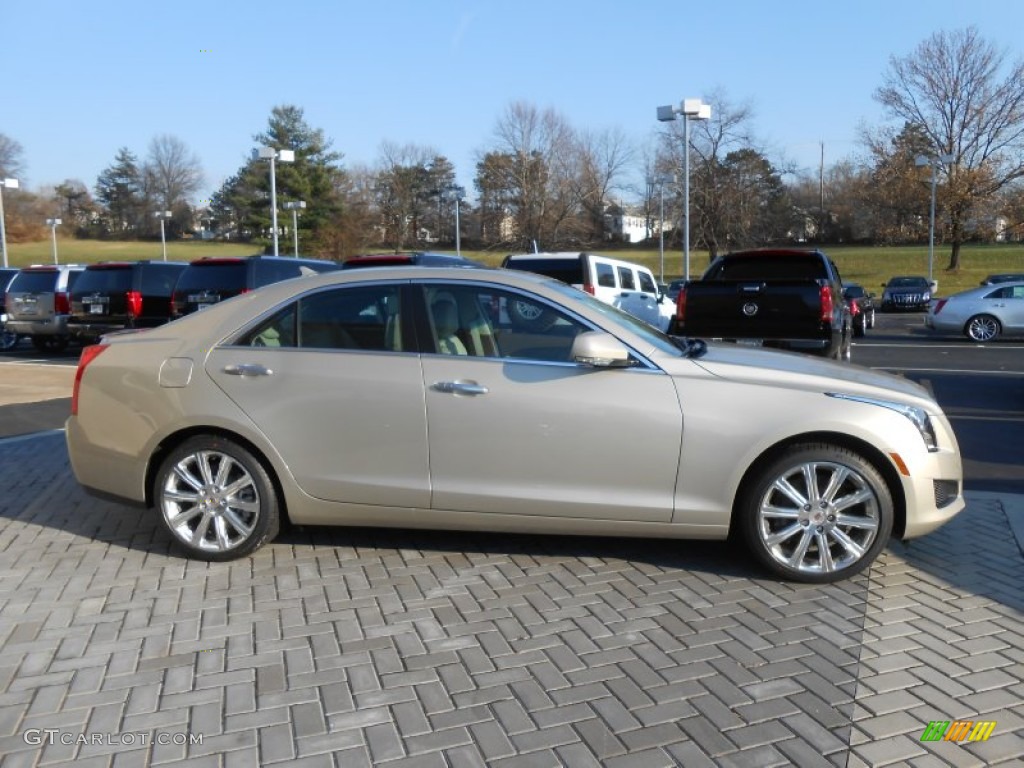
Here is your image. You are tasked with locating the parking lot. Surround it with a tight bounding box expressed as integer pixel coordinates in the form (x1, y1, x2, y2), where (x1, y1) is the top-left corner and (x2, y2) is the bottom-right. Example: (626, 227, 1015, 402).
(0, 317, 1022, 767)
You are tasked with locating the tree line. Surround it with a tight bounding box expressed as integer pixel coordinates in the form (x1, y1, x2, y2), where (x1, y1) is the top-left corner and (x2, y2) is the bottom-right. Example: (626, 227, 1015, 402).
(2, 27, 1023, 270)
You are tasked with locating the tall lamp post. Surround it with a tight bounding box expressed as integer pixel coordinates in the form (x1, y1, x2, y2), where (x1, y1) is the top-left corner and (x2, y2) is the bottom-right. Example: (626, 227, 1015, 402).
(914, 153, 954, 289)
(255, 147, 295, 256)
(450, 185, 465, 257)
(0, 177, 19, 268)
(654, 175, 674, 284)
(45, 218, 62, 264)
(154, 210, 172, 261)
(657, 99, 711, 281)
(283, 201, 306, 257)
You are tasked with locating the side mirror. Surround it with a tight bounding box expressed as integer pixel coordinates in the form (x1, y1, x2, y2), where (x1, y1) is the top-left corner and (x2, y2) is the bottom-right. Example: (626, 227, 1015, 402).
(571, 331, 633, 368)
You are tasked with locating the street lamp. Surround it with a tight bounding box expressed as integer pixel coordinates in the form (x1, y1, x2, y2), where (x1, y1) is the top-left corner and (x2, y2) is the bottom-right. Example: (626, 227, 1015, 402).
(450, 185, 465, 257)
(914, 153, 955, 288)
(657, 99, 711, 281)
(0, 177, 19, 268)
(283, 201, 306, 257)
(254, 146, 295, 256)
(154, 210, 172, 261)
(45, 218, 62, 264)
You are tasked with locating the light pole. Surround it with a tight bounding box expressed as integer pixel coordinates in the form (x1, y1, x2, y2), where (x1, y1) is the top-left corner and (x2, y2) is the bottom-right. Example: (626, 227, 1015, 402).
(914, 153, 954, 288)
(45, 218, 62, 264)
(255, 147, 295, 256)
(450, 185, 465, 257)
(154, 210, 172, 261)
(657, 99, 711, 281)
(654, 175, 674, 284)
(283, 201, 305, 257)
(0, 177, 19, 268)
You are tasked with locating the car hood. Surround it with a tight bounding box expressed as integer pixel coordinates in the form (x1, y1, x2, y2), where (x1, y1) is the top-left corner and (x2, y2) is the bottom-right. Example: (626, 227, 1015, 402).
(663, 342, 933, 406)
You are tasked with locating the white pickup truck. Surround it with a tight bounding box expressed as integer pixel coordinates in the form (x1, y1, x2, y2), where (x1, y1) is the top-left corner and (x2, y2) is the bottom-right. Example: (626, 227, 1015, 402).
(501, 252, 675, 332)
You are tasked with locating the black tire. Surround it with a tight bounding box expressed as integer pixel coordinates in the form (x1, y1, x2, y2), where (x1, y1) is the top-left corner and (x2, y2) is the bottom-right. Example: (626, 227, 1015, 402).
(853, 315, 866, 338)
(0, 328, 18, 351)
(736, 443, 893, 583)
(31, 335, 69, 353)
(866, 310, 875, 330)
(154, 435, 280, 561)
(964, 314, 1000, 343)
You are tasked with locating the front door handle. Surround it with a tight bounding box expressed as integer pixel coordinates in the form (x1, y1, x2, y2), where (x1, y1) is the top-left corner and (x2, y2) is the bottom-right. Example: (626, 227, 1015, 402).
(432, 380, 489, 396)
(223, 363, 273, 377)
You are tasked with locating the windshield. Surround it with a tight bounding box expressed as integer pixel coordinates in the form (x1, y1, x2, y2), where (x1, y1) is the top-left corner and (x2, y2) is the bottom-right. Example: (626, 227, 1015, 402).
(888, 277, 930, 288)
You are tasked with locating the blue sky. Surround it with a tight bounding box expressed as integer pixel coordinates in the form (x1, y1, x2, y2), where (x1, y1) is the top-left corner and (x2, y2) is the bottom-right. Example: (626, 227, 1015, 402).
(5, 0, 1023, 203)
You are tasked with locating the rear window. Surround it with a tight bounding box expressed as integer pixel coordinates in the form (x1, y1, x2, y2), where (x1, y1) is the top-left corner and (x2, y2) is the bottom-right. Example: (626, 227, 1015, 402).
(503, 258, 584, 285)
(706, 254, 828, 281)
(141, 264, 187, 294)
(74, 267, 133, 294)
(175, 262, 247, 292)
(9, 271, 59, 293)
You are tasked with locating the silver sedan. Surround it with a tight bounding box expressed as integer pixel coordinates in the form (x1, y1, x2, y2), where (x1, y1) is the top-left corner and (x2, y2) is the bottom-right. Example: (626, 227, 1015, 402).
(926, 281, 1024, 341)
(66, 267, 964, 583)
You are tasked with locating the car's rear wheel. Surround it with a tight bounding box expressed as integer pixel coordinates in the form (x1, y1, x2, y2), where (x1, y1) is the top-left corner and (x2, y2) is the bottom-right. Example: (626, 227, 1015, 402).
(154, 436, 280, 561)
(964, 314, 1000, 342)
(853, 314, 866, 338)
(31, 335, 69, 353)
(736, 443, 893, 583)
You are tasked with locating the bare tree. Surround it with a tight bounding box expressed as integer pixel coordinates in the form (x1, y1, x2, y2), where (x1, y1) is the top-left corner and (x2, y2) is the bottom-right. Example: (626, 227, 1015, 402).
(145, 134, 204, 210)
(0, 133, 25, 179)
(574, 127, 635, 241)
(875, 27, 1024, 269)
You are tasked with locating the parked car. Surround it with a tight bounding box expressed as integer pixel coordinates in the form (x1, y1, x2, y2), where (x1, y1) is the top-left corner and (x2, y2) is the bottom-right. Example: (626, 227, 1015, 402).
(0, 267, 21, 350)
(843, 283, 876, 338)
(66, 266, 964, 583)
(925, 281, 1024, 342)
(68, 260, 189, 341)
(666, 279, 686, 303)
(342, 252, 482, 269)
(4, 264, 86, 351)
(501, 251, 674, 331)
(171, 255, 339, 317)
(980, 273, 1024, 286)
(880, 276, 932, 312)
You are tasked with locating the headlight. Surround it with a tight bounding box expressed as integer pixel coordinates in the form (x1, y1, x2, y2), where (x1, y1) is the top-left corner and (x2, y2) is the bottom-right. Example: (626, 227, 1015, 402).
(923, 291, 931, 301)
(826, 393, 939, 451)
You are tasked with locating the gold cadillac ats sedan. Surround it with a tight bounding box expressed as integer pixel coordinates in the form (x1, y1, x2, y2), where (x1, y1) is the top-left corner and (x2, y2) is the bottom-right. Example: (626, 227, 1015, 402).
(66, 267, 964, 583)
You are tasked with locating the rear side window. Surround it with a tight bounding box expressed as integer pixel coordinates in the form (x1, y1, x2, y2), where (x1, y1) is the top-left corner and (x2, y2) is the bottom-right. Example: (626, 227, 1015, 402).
(175, 263, 246, 292)
(74, 268, 132, 294)
(595, 263, 616, 288)
(10, 271, 59, 293)
(140, 264, 187, 295)
(617, 266, 635, 290)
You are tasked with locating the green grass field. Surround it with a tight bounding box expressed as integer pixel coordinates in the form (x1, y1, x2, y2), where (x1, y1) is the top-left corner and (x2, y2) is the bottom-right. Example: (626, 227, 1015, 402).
(6, 239, 1024, 297)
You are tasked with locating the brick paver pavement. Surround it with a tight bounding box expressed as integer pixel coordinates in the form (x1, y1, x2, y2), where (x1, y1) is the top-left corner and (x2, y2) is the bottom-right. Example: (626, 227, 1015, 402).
(0, 432, 1021, 767)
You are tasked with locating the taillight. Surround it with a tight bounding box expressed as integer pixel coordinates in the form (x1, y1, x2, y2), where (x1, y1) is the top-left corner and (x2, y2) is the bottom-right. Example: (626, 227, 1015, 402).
(676, 286, 687, 322)
(819, 285, 834, 323)
(126, 290, 143, 318)
(583, 282, 595, 295)
(850, 301, 861, 316)
(55, 291, 71, 315)
(933, 299, 947, 315)
(71, 344, 109, 416)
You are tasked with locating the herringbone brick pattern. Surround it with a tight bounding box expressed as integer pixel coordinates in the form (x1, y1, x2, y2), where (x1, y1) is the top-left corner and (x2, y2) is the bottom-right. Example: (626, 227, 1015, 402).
(0, 433, 1021, 766)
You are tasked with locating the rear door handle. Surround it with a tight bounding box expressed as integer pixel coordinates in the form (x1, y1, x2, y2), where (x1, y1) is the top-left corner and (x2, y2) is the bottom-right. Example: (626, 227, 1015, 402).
(223, 363, 273, 377)
(432, 380, 489, 396)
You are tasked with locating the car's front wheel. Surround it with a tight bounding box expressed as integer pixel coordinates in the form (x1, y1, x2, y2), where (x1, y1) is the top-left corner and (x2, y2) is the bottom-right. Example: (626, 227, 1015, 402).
(154, 436, 280, 561)
(736, 443, 893, 583)
(964, 314, 1000, 342)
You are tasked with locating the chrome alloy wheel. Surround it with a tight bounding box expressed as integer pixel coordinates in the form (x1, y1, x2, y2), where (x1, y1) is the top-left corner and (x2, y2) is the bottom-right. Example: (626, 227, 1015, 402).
(160, 449, 261, 553)
(965, 314, 1000, 342)
(756, 460, 881, 576)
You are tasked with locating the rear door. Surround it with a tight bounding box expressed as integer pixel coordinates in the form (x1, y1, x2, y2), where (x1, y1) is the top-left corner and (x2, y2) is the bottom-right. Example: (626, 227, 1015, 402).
(206, 281, 430, 507)
(613, 267, 664, 329)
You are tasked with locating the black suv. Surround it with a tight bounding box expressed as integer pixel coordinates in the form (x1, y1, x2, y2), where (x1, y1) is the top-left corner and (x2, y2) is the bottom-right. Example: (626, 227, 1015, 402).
(341, 252, 482, 269)
(171, 255, 340, 317)
(68, 260, 189, 341)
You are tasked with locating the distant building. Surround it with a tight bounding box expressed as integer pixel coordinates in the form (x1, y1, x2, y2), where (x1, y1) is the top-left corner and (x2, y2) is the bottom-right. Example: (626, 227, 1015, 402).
(604, 202, 672, 243)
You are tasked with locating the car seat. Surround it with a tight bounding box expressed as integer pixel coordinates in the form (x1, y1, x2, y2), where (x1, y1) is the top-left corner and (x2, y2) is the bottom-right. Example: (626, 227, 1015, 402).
(431, 294, 468, 355)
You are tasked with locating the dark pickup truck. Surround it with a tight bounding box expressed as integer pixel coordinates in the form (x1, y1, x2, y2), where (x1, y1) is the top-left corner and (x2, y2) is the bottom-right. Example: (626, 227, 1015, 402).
(672, 248, 852, 360)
